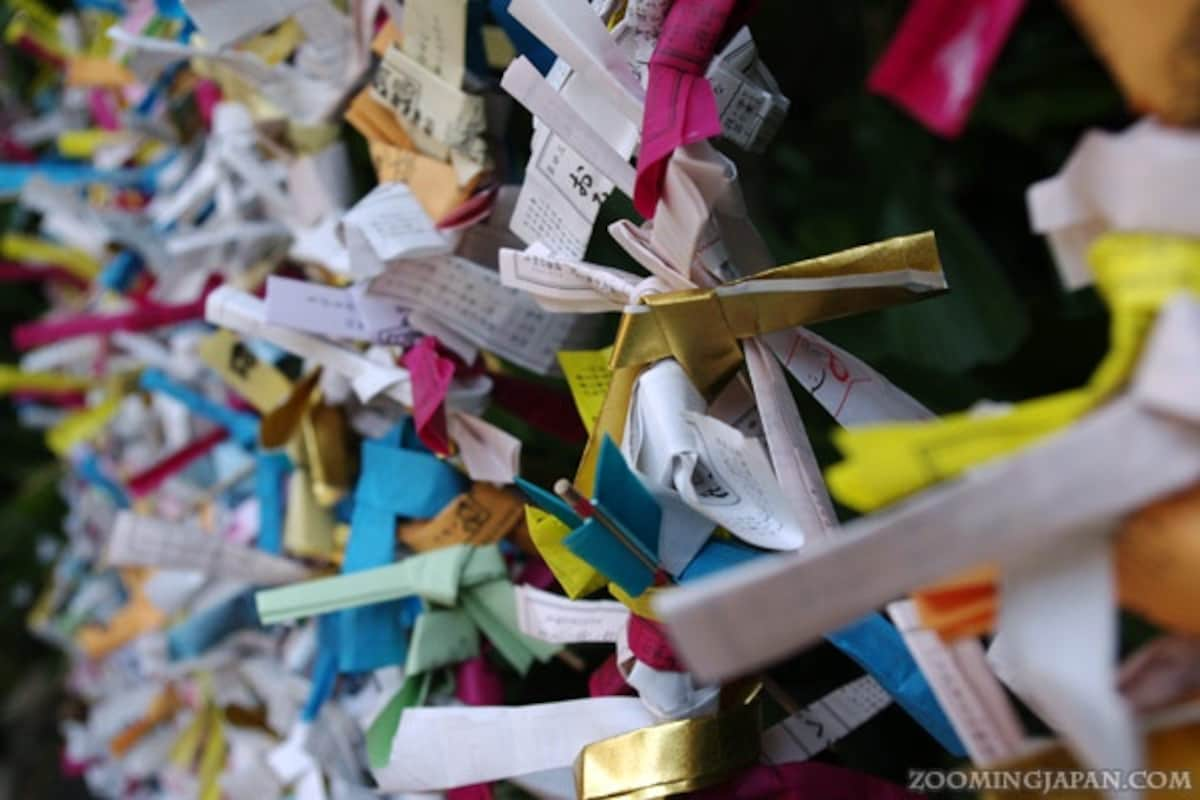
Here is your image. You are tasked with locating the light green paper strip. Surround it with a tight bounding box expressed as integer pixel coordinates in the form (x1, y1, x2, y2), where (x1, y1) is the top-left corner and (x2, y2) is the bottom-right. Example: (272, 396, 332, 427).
(460, 544, 507, 589)
(461, 578, 561, 676)
(255, 544, 509, 625)
(254, 545, 467, 624)
(404, 608, 480, 676)
(365, 672, 431, 770)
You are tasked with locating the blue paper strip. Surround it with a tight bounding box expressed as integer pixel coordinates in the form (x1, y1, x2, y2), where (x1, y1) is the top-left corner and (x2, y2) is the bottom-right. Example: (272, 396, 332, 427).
(0, 154, 173, 197)
(563, 436, 662, 596)
(827, 614, 966, 756)
(139, 368, 260, 448)
(167, 589, 260, 661)
(98, 251, 143, 292)
(356, 439, 466, 518)
(515, 477, 581, 529)
(678, 539, 762, 582)
(488, 0, 554, 74)
(302, 650, 339, 722)
(255, 451, 291, 554)
(76, 452, 131, 509)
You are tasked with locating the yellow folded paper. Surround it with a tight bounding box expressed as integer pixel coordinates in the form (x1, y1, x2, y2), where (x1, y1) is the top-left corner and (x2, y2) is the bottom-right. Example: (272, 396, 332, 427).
(559, 346, 614, 432)
(46, 392, 121, 456)
(609, 231, 945, 394)
(368, 140, 472, 220)
(399, 483, 524, 551)
(67, 56, 135, 88)
(0, 233, 101, 280)
(829, 232, 1200, 512)
(57, 129, 137, 159)
(197, 329, 293, 414)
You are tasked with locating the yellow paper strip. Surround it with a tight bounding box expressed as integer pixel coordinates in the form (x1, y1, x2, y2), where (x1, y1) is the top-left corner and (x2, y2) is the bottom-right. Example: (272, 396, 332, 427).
(829, 233, 1200, 512)
(0, 234, 101, 280)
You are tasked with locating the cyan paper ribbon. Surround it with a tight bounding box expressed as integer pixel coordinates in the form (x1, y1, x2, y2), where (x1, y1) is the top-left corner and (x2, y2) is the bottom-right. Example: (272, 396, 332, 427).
(333, 422, 466, 674)
(139, 368, 260, 448)
(77, 451, 130, 509)
(167, 589, 261, 661)
(255, 450, 291, 554)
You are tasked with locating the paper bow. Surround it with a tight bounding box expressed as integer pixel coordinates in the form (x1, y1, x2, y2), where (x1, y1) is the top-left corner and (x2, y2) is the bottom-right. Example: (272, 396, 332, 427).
(609, 231, 947, 395)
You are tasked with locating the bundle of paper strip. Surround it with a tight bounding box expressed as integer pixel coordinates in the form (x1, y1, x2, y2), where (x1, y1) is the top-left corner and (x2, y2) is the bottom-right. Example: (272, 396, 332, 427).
(2, 0, 1198, 799)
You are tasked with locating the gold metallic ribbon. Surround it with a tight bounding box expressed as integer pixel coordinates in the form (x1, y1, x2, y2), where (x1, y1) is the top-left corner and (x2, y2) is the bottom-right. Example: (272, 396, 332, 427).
(609, 231, 945, 394)
(575, 683, 762, 800)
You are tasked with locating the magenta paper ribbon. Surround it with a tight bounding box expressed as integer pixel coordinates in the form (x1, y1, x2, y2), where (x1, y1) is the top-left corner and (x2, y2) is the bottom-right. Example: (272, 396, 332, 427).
(687, 761, 924, 799)
(867, 0, 1026, 138)
(401, 336, 455, 455)
(588, 653, 635, 697)
(633, 0, 750, 218)
(13, 285, 217, 350)
(450, 656, 506, 800)
(0, 261, 92, 289)
(627, 614, 686, 672)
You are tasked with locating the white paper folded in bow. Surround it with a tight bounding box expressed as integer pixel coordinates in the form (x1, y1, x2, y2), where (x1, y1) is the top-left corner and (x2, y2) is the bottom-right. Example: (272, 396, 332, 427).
(1028, 119, 1200, 290)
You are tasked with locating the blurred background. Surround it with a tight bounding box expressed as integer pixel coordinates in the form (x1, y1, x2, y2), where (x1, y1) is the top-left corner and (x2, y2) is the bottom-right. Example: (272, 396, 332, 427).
(0, 1, 1127, 797)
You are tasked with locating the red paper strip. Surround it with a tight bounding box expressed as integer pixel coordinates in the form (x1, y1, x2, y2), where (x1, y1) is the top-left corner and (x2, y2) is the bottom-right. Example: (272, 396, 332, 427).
(11, 389, 88, 408)
(126, 427, 229, 498)
(457, 655, 505, 706)
(867, 0, 1026, 138)
(516, 556, 557, 591)
(689, 761, 925, 800)
(588, 653, 634, 698)
(488, 372, 587, 444)
(0, 261, 92, 290)
(626, 614, 685, 672)
(437, 185, 498, 231)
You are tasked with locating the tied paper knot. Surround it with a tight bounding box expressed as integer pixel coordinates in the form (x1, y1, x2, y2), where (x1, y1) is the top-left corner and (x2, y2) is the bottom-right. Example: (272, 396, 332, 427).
(609, 232, 947, 395)
(634, 0, 756, 218)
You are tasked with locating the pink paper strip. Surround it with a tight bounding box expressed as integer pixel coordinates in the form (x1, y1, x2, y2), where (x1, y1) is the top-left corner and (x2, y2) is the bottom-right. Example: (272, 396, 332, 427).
(457, 656, 505, 706)
(867, 0, 1026, 138)
(89, 89, 122, 132)
(633, 0, 745, 218)
(13, 287, 215, 351)
(0, 261, 91, 289)
(401, 336, 455, 455)
(194, 80, 223, 130)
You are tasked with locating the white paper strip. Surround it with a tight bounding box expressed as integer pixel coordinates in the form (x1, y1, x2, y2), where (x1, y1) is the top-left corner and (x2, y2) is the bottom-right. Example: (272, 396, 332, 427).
(371, 698, 655, 792)
(515, 585, 629, 644)
(889, 600, 1026, 766)
(762, 675, 892, 763)
(107, 511, 312, 585)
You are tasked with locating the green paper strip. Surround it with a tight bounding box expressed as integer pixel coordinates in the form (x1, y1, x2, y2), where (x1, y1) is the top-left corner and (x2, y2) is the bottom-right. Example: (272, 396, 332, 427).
(255, 545, 507, 625)
(365, 672, 432, 770)
(405, 608, 480, 676)
(461, 578, 561, 676)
